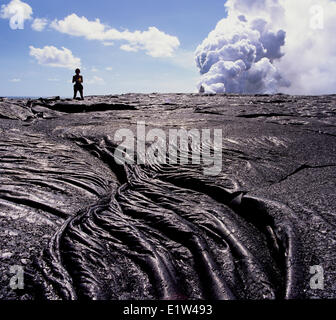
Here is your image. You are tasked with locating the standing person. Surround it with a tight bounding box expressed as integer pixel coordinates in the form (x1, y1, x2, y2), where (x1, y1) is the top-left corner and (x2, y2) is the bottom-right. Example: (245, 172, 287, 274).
(72, 68, 84, 100)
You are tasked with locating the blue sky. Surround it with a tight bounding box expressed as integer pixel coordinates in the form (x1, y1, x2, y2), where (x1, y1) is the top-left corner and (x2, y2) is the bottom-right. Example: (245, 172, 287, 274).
(0, 0, 228, 97)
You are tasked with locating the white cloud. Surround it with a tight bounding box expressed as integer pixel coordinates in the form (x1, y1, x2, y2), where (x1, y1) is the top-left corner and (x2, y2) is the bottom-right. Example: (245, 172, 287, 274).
(102, 41, 114, 47)
(120, 44, 138, 52)
(29, 45, 81, 70)
(275, 0, 336, 95)
(9, 78, 21, 82)
(196, 0, 336, 95)
(50, 13, 180, 57)
(106, 67, 113, 71)
(0, 0, 32, 30)
(195, 6, 288, 94)
(91, 67, 98, 72)
(87, 76, 105, 85)
(31, 18, 48, 31)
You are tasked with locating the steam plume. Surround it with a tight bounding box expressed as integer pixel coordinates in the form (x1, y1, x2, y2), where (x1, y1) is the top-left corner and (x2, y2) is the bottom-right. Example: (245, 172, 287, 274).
(196, 0, 336, 95)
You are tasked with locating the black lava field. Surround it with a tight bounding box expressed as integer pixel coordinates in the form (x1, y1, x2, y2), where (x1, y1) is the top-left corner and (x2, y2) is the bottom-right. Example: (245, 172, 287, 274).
(0, 93, 335, 300)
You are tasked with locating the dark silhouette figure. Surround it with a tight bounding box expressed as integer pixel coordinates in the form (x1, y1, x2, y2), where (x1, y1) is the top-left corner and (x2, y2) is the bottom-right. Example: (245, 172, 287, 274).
(73, 68, 84, 100)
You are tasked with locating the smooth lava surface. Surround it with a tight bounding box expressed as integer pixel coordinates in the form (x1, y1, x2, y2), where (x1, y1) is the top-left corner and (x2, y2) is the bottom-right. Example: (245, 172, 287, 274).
(0, 93, 335, 300)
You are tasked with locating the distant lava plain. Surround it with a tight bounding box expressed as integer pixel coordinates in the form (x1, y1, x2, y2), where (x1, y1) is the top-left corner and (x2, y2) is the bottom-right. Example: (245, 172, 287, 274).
(0, 93, 335, 300)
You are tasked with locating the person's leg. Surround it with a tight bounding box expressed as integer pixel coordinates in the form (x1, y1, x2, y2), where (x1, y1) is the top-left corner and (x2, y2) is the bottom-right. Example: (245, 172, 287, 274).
(73, 87, 78, 99)
(79, 88, 84, 100)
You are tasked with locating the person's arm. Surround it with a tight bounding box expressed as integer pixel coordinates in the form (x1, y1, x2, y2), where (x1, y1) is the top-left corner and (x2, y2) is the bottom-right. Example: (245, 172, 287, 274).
(81, 76, 83, 83)
(72, 76, 75, 83)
